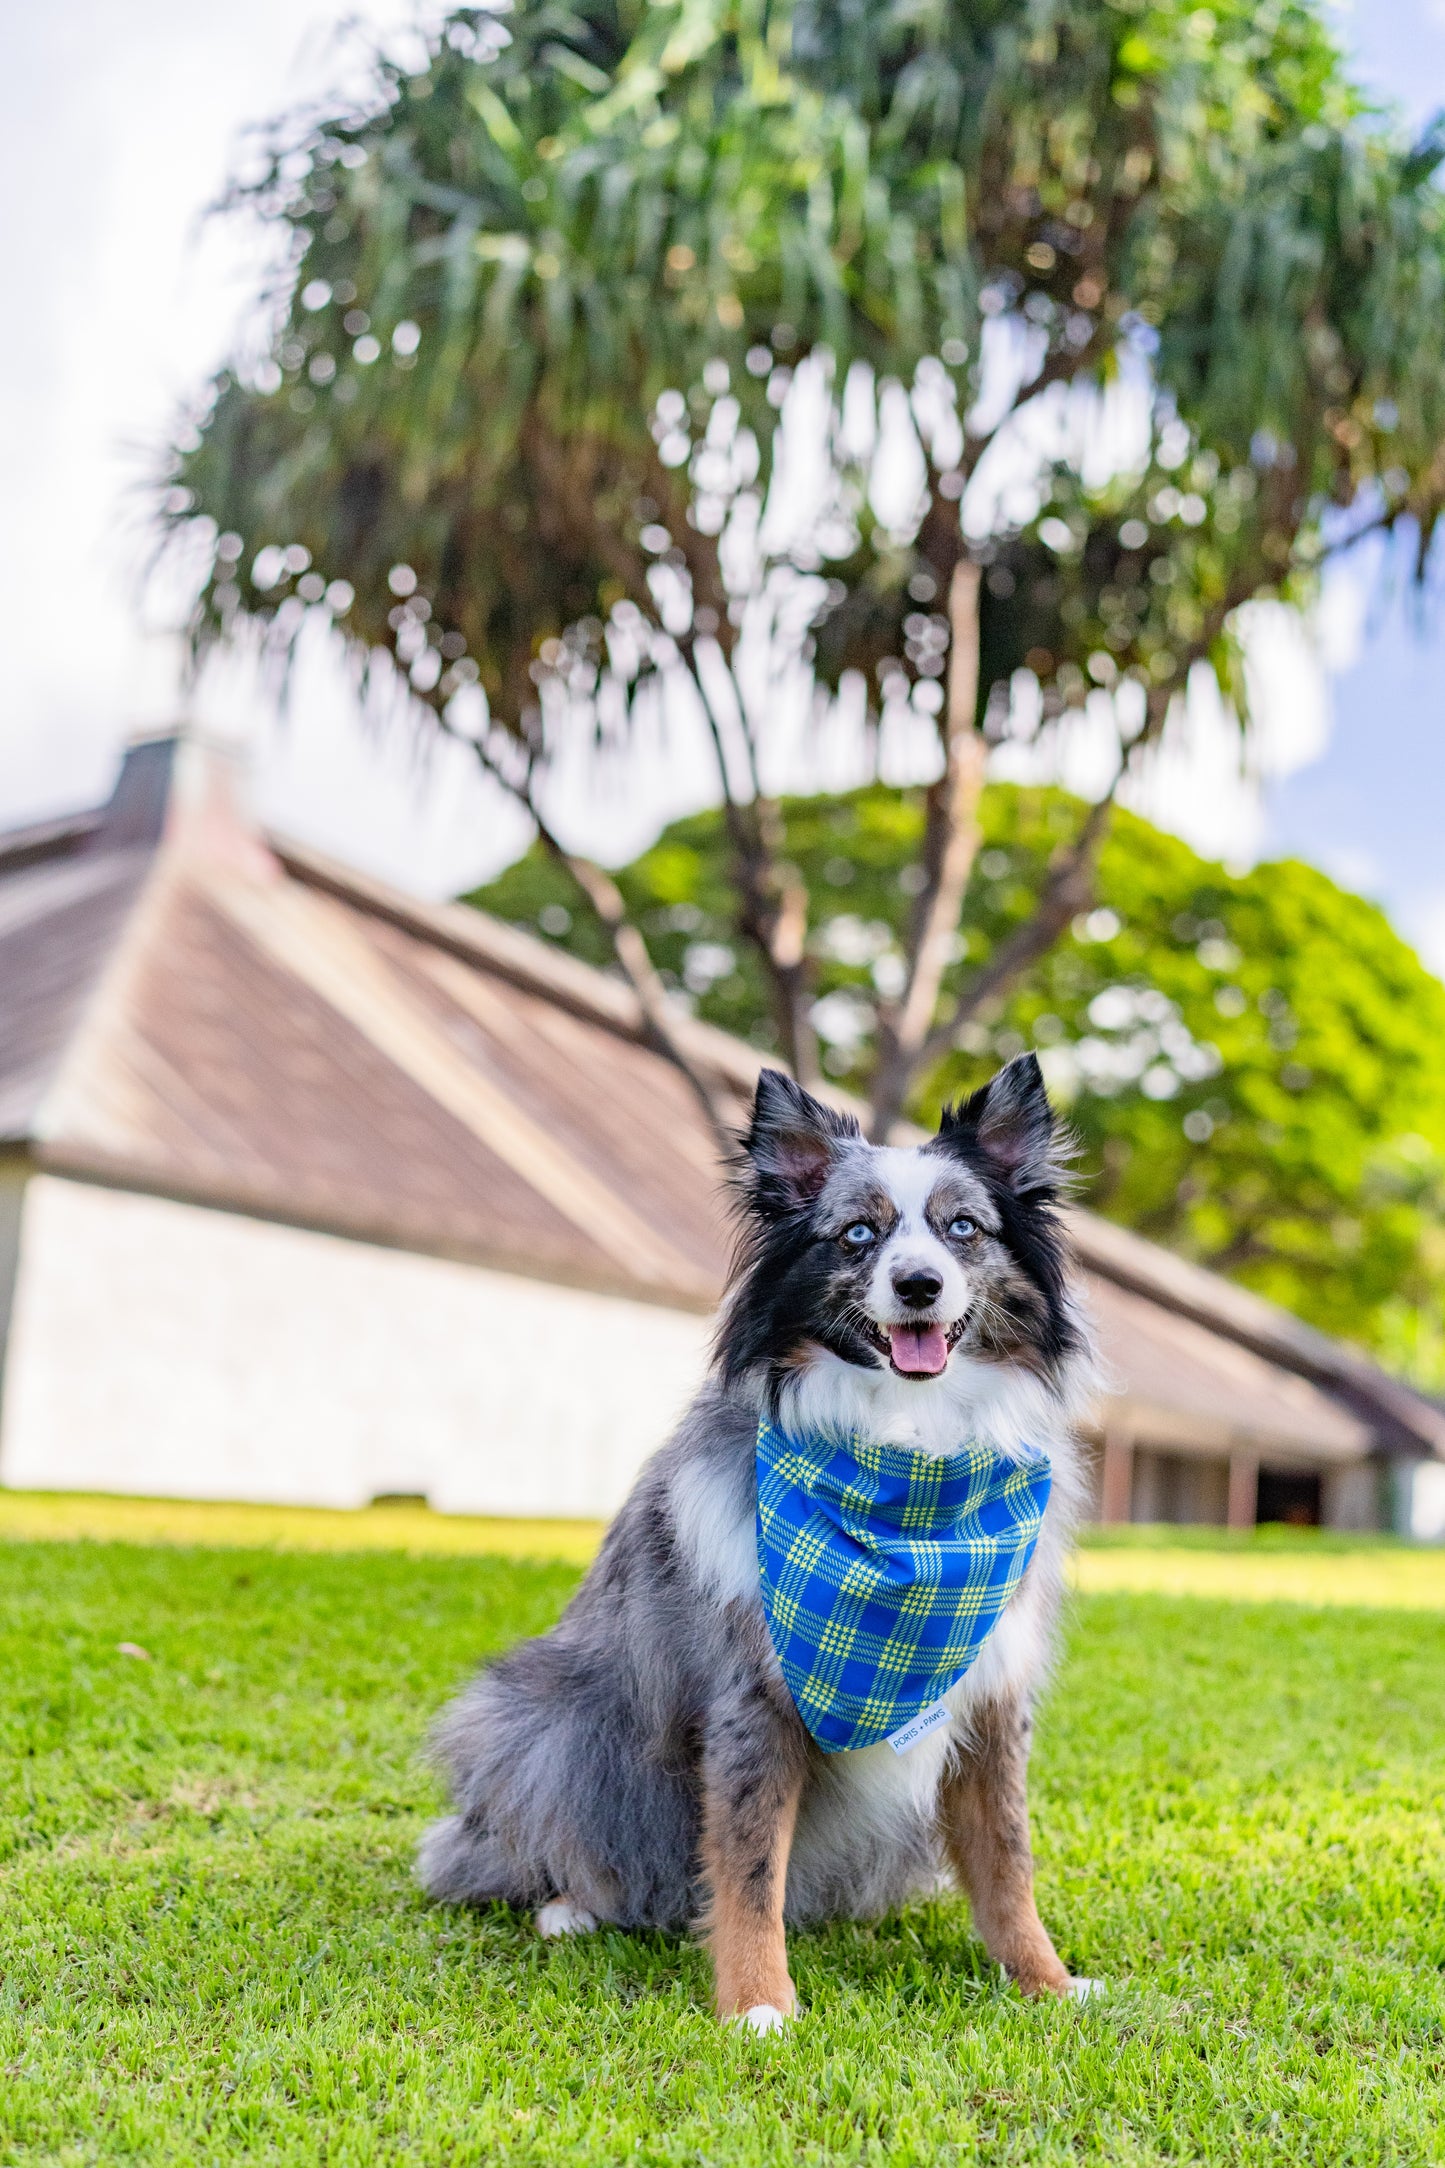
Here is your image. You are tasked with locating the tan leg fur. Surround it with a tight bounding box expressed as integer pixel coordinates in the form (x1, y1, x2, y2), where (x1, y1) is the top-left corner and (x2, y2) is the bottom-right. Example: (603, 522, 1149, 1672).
(938, 1700, 1070, 1998)
(700, 1764, 804, 2023)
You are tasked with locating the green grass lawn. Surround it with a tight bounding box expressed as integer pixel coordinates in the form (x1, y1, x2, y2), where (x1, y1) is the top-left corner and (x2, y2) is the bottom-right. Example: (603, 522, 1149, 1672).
(2, 1540, 1443, 2165)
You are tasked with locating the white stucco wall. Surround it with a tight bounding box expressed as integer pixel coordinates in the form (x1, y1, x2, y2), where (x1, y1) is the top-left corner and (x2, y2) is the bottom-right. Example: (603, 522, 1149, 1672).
(0, 1176, 712, 1516)
(1395, 1459, 1445, 1544)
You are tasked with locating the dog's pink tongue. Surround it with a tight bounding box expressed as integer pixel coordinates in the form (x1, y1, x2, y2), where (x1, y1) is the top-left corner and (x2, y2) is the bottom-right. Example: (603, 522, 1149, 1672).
(889, 1323, 949, 1375)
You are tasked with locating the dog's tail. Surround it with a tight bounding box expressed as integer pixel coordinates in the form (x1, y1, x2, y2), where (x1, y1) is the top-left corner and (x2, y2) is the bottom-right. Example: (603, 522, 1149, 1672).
(415, 1813, 523, 1907)
(415, 1631, 701, 1928)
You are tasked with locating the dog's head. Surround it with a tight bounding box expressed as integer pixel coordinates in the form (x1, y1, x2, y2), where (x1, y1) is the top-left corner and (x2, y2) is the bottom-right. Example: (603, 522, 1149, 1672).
(719, 1056, 1078, 1407)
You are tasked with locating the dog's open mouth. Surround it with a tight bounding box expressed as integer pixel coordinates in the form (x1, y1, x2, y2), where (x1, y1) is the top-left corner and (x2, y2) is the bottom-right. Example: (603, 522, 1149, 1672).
(861, 1318, 967, 1378)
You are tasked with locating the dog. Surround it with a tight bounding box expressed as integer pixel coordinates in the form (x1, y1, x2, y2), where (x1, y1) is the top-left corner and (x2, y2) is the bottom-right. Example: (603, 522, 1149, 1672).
(419, 1053, 1098, 2030)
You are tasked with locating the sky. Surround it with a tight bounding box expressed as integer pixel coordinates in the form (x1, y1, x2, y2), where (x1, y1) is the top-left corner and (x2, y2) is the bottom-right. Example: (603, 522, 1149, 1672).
(2, 0, 1444, 957)
(1, 0, 503, 894)
(1263, 0, 1445, 968)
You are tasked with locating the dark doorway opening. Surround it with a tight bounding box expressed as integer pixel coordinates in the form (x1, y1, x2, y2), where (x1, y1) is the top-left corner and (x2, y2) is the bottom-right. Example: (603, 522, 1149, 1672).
(1256, 1468, 1322, 1527)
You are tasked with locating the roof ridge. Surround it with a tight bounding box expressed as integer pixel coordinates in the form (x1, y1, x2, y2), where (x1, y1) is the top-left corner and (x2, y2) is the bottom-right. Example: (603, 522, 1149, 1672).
(267, 832, 771, 1094)
(0, 747, 176, 1149)
(0, 734, 180, 874)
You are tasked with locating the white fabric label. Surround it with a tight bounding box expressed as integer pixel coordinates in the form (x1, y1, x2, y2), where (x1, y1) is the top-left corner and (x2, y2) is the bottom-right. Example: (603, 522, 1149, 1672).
(885, 1698, 953, 1756)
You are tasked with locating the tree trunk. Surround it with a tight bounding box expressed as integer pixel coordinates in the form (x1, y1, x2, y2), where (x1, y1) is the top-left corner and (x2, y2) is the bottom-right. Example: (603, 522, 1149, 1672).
(916, 795, 1115, 1073)
(743, 793, 821, 1086)
(868, 561, 987, 1140)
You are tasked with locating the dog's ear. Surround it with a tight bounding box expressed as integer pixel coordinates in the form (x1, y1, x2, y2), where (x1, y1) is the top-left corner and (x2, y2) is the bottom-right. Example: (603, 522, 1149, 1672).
(740, 1069, 861, 1212)
(937, 1053, 1060, 1194)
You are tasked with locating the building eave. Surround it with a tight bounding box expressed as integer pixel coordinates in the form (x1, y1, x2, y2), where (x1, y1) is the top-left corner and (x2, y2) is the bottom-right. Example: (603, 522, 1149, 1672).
(1068, 1208, 1445, 1461)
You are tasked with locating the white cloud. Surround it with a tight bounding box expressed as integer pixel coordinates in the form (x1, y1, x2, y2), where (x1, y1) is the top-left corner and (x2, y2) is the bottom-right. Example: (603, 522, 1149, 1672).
(1316, 553, 1370, 674)
(1319, 845, 1385, 898)
(1119, 668, 1264, 862)
(988, 598, 1338, 868)
(1237, 601, 1335, 779)
(1400, 891, 1445, 976)
(0, 1, 495, 893)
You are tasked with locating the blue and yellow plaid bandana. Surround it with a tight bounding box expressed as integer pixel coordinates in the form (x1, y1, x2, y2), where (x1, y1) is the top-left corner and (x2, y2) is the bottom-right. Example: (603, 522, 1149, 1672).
(755, 1419, 1051, 1755)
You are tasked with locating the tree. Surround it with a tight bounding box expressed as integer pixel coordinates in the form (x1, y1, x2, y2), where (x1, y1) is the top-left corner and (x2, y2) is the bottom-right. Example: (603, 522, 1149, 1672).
(473, 782, 1445, 1382)
(164, 0, 1445, 1142)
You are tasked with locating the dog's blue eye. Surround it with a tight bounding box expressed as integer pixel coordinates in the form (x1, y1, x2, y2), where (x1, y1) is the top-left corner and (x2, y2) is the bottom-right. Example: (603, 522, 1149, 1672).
(948, 1216, 978, 1241)
(840, 1222, 876, 1249)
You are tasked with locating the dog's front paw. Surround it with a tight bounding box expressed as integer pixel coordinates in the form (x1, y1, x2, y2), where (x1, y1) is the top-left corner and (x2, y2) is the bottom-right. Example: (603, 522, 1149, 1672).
(730, 2003, 790, 2037)
(1065, 1975, 1107, 2002)
(535, 1900, 598, 1940)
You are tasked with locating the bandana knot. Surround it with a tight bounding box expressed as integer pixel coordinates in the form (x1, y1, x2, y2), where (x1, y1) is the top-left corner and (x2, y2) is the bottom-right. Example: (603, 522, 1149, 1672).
(755, 1418, 1051, 1754)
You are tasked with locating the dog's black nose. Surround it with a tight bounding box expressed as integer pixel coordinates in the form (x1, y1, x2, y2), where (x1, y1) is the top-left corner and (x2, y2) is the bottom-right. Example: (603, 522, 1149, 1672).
(892, 1268, 943, 1309)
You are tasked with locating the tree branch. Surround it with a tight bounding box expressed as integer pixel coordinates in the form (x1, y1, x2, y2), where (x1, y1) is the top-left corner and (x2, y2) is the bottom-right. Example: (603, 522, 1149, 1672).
(1202, 1227, 1273, 1275)
(523, 410, 816, 1087)
(916, 789, 1117, 1072)
(858, 334, 1120, 1143)
(678, 633, 821, 1085)
(957, 328, 1107, 485)
(868, 561, 989, 1138)
(435, 705, 738, 1155)
(912, 612, 1233, 1077)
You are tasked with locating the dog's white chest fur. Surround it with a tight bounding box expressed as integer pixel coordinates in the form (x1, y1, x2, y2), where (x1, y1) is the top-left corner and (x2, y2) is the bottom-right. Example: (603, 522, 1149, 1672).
(789, 1559, 1052, 1874)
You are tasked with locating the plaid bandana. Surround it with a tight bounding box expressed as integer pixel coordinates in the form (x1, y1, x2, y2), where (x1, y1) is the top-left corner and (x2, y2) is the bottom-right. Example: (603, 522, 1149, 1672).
(755, 1418, 1052, 1755)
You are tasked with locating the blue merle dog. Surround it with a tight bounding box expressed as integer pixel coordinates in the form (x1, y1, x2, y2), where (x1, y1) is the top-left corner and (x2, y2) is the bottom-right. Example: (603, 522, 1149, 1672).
(419, 1056, 1098, 2029)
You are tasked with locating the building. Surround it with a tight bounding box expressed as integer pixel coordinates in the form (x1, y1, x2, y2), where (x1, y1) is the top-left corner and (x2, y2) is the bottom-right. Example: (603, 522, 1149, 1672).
(3, 734, 1443, 1534)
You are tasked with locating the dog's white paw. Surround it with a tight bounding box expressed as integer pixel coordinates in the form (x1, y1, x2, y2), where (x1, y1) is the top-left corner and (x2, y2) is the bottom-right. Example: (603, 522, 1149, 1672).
(732, 2003, 790, 2036)
(1066, 1975, 1107, 2002)
(534, 1900, 598, 1940)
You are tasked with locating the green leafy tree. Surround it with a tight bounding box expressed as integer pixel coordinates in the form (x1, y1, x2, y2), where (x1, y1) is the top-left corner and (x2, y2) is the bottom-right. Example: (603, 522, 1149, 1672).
(164, 0, 1445, 1141)
(473, 785, 1445, 1378)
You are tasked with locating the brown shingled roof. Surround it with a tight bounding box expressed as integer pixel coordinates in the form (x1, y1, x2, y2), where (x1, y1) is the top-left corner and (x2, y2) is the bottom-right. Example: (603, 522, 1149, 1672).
(15, 743, 733, 1310)
(4, 732, 1440, 1465)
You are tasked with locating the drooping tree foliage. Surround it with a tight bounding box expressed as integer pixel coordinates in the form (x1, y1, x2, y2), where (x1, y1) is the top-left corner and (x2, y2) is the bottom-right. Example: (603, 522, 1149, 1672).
(474, 784, 1445, 1383)
(164, 0, 1445, 1138)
